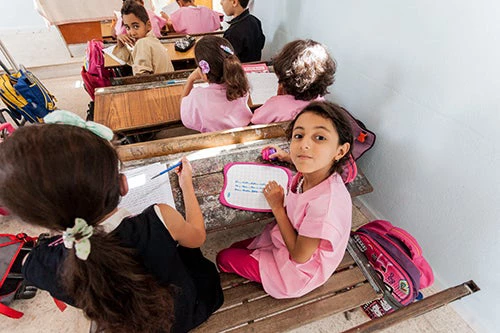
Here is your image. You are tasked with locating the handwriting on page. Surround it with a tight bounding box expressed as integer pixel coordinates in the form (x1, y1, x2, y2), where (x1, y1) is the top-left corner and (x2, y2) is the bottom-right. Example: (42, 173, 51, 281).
(222, 163, 291, 211)
(119, 163, 176, 215)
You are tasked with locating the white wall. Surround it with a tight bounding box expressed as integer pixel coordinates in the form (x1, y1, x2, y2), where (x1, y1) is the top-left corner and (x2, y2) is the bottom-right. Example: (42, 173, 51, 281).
(254, 1, 499, 332)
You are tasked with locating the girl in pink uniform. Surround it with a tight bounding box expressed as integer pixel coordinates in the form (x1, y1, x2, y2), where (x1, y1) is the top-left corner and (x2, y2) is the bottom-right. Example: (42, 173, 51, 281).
(180, 35, 252, 133)
(251, 39, 336, 125)
(217, 101, 354, 298)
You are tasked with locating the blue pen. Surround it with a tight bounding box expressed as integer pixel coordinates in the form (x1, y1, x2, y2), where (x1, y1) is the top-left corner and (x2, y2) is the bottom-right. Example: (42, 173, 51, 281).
(166, 79, 184, 85)
(151, 161, 182, 180)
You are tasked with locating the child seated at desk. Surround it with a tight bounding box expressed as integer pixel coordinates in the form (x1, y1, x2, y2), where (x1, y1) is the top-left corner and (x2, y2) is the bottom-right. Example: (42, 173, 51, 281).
(112, 0, 166, 44)
(221, 0, 265, 62)
(251, 39, 336, 124)
(180, 35, 252, 133)
(113, 0, 174, 75)
(217, 101, 353, 299)
(162, 0, 222, 34)
(0, 113, 223, 332)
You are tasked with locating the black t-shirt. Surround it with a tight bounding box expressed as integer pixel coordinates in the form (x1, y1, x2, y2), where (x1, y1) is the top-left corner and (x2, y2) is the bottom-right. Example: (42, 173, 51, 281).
(22, 206, 223, 333)
(223, 9, 265, 63)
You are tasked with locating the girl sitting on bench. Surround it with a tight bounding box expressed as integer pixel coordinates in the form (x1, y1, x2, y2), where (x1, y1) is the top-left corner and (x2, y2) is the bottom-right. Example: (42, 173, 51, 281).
(217, 101, 354, 299)
(0, 112, 223, 332)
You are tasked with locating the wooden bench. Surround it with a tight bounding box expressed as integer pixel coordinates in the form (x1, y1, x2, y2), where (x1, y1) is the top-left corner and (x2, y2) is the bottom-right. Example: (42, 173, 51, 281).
(116, 124, 479, 332)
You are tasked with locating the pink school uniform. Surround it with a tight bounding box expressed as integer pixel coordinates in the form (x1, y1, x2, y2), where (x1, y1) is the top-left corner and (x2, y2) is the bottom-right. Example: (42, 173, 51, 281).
(170, 6, 221, 34)
(115, 9, 166, 38)
(180, 83, 252, 133)
(251, 95, 325, 124)
(248, 172, 352, 299)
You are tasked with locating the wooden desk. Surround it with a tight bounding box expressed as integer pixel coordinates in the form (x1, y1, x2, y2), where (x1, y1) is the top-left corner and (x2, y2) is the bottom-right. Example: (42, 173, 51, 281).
(105, 40, 196, 68)
(117, 124, 373, 231)
(94, 81, 184, 133)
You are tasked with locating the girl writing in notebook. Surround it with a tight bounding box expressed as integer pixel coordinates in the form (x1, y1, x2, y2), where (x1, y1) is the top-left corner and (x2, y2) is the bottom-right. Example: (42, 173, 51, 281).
(0, 112, 223, 332)
(180, 35, 252, 133)
(251, 39, 336, 124)
(113, 0, 174, 75)
(217, 101, 353, 298)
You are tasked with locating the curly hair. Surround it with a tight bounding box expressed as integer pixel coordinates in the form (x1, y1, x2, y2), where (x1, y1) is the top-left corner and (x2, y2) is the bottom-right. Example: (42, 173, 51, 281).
(273, 39, 336, 101)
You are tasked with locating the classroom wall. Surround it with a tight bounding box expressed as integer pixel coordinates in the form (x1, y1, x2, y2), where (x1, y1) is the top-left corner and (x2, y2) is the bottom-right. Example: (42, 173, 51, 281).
(253, 1, 499, 332)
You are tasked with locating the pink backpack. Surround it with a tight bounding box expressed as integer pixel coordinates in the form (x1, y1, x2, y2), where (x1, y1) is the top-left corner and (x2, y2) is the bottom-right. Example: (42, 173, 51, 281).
(340, 108, 376, 184)
(352, 220, 434, 318)
(81, 40, 112, 100)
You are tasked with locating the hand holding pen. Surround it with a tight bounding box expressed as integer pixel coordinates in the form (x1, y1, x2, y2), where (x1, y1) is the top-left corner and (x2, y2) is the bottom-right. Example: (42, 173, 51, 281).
(151, 161, 182, 179)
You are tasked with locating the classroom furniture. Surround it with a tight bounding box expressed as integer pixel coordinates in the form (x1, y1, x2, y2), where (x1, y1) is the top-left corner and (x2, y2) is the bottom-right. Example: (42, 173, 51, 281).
(116, 123, 479, 332)
(93, 81, 184, 134)
(104, 32, 224, 69)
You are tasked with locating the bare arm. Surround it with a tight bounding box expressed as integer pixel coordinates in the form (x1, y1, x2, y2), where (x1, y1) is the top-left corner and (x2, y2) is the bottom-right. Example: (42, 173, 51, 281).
(181, 68, 203, 98)
(160, 158, 206, 248)
(264, 181, 321, 263)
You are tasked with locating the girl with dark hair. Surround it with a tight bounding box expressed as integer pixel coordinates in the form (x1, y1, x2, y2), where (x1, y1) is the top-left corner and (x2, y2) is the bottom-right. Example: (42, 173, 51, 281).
(217, 101, 353, 299)
(251, 39, 336, 124)
(0, 112, 223, 332)
(180, 35, 252, 133)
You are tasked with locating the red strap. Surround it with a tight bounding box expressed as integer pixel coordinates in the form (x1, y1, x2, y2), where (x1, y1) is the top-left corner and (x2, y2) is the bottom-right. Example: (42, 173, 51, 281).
(53, 298, 67, 312)
(0, 302, 23, 319)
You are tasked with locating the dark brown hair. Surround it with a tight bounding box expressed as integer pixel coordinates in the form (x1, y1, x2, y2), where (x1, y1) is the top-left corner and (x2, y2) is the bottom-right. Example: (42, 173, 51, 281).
(239, 0, 250, 8)
(121, 0, 149, 24)
(287, 101, 353, 176)
(0, 124, 175, 333)
(195, 35, 249, 101)
(273, 39, 336, 101)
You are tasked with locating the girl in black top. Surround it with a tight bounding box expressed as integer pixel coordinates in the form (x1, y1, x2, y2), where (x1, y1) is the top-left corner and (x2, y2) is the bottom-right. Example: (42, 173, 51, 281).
(0, 119, 222, 333)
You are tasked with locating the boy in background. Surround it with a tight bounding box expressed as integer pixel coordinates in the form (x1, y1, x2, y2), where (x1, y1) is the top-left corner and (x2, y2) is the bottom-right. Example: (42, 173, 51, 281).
(220, 0, 265, 62)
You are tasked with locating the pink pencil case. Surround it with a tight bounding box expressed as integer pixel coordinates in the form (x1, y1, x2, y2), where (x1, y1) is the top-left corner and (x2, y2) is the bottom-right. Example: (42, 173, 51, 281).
(219, 162, 293, 212)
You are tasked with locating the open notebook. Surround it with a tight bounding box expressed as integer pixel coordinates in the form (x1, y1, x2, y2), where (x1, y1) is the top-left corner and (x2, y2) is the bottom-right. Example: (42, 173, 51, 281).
(247, 72, 278, 105)
(119, 162, 176, 215)
(220, 162, 293, 212)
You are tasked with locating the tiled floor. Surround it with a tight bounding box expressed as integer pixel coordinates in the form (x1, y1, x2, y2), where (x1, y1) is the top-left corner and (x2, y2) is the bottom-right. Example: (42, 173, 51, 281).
(0, 68, 475, 332)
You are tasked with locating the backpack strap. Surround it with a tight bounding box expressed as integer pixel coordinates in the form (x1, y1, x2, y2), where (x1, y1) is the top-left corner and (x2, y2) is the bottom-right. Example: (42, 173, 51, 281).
(0, 301, 23, 318)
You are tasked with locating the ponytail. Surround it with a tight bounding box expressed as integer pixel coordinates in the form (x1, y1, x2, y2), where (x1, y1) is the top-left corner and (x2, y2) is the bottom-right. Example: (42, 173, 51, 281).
(0, 125, 176, 333)
(195, 35, 249, 101)
(223, 54, 249, 101)
(62, 232, 175, 332)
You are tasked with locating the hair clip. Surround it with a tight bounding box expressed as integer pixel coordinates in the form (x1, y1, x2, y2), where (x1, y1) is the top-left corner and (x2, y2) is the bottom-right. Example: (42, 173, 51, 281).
(198, 60, 210, 74)
(63, 218, 94, 260)
(44, 110, 114, 141)
(220, 45, 234, 55)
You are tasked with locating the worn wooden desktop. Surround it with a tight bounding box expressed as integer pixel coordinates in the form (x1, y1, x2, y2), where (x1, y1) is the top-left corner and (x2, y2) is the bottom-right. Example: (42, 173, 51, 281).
(93, 81, 184, 133)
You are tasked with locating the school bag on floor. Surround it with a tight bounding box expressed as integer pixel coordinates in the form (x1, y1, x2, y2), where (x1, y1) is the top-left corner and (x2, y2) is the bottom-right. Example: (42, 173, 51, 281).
(351, 220, 434, 318)
(0, 233, 39, 318)
(0, 62, 56, 125)
(81, 39, 113, 101)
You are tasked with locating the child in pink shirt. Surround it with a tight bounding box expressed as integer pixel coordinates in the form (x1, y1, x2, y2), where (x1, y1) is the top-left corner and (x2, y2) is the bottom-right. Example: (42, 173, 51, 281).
(217, 101, 354, 298)
(251, 39, 336, 124)
(163, 0, 221, 34)
(180, 36, 252, 133)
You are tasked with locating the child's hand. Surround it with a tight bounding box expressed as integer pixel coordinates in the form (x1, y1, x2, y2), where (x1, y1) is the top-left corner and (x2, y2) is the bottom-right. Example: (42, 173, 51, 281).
(117, 34, 135, 47)
(187, 68, 204, 82)
(175, 157, 193, 190)
(263, 181, 285, 210)
(262, 145, 291, 163)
